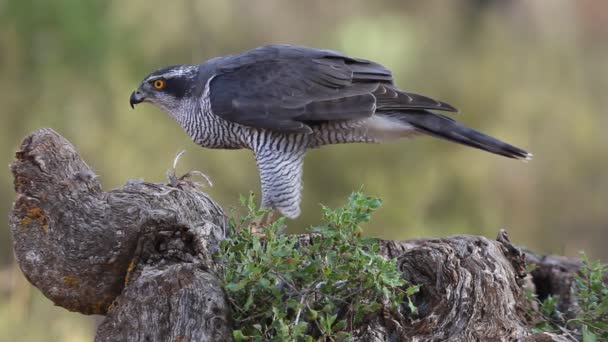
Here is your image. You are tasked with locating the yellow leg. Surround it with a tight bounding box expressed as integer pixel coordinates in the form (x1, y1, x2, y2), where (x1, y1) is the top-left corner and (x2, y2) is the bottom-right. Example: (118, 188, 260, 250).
(248, 210, 277, 237)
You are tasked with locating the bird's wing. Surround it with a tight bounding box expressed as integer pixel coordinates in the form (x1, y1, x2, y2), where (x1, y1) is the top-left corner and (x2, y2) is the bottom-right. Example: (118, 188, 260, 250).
(209, 45, 456, 133)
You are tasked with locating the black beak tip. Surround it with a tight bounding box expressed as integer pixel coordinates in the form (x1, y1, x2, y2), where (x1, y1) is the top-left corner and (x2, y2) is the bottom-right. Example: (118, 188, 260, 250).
(129, 91, 142, 109)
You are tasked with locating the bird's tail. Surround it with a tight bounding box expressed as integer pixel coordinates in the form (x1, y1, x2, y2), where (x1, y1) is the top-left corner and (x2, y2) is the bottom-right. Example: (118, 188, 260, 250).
(394, 111, 532, 160)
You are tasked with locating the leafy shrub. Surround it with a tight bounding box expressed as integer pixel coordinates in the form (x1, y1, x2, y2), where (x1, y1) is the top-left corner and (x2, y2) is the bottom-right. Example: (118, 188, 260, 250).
(573, 254, 608, 341)
(530, 253, 608, 341)
(218, 192, 419, 341)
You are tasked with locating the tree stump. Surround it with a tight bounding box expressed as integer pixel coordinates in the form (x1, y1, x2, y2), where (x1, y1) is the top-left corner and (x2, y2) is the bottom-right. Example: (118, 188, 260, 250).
(9, 129, 577, 341)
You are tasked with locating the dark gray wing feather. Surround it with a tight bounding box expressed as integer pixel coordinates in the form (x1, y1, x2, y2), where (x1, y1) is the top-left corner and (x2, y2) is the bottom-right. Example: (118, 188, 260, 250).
(209, 45, 456, 133)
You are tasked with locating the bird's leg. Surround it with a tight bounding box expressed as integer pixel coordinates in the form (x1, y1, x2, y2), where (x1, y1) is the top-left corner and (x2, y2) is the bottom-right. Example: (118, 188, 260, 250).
(253, 148, 305, 220)
(264, 210, 277, 226)
(166, 150, 213, 189)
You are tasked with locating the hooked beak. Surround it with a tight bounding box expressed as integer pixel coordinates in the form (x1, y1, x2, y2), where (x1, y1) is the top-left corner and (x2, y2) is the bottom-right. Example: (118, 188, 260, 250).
(129, 90, 145, 109)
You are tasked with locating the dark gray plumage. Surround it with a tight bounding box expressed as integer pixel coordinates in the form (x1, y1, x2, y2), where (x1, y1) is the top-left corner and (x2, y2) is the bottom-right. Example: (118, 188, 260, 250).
(130, 44, 532, 218)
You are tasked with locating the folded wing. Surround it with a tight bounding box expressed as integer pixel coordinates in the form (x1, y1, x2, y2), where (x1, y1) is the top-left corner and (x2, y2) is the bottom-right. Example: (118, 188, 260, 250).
(209, 45, 456, 133)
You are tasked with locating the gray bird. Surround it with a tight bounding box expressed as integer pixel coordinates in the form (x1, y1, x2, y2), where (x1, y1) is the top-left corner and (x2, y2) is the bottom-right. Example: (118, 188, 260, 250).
(130, 44, 531, 219)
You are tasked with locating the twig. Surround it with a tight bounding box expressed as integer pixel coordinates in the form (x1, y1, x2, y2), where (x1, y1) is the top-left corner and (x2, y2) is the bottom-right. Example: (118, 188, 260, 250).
(172, 150, 186, 170)
(568, 319, 608, 334)
(293, 294, 306, 327)
(555, 324, 579, 342)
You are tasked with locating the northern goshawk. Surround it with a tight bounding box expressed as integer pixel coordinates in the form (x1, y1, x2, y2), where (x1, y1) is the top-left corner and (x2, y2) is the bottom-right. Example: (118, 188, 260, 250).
(130, 44, 531, 219)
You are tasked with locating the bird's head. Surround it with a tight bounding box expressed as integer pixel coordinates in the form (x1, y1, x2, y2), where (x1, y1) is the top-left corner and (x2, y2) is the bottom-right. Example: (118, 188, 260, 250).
(130, 65, 199, 114)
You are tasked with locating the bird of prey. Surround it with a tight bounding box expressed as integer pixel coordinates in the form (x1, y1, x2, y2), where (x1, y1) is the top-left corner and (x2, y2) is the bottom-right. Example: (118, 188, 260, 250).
(130, 44, 531, 219)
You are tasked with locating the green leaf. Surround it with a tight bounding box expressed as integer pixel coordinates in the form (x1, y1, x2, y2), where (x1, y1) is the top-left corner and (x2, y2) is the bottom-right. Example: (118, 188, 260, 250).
(233, 330, 249, 341)
(225, 281, 247, 292)
(582, 325, 598, 342)
(244, 291, 254, 310)
(258, 278, 271, 289)
(332, 319, 346, 332)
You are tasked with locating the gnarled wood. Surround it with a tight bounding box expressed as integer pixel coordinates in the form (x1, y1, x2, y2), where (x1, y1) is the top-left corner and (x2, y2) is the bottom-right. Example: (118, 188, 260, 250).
(8, 129, 579, 341)
(389, 232, 529, 341)
(9, 128, 230, 341)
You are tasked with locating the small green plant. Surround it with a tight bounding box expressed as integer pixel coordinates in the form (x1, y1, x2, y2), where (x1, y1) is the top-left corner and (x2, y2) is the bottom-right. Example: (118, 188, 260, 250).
(573, 254, 608, 341)
(218, 192, 419, 341)
(529, 253, 608, 341)
(529, 293, 564, 334)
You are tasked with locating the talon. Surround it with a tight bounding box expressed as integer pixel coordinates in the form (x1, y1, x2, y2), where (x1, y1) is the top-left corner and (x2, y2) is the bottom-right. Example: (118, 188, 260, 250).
(247, 210, 278, 238)
(248, 221, 266, 238)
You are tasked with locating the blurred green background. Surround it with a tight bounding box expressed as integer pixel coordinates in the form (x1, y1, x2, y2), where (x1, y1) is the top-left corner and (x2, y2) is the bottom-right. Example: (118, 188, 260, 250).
(1, 0, 607, 340)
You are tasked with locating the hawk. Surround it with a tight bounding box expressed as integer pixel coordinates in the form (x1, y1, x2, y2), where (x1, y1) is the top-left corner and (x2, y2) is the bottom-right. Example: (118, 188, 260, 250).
(130, 44, 531, 219)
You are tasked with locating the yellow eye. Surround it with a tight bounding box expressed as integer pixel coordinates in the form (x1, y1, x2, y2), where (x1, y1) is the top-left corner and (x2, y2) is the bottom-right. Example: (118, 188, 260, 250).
(152, 79, 165, 90)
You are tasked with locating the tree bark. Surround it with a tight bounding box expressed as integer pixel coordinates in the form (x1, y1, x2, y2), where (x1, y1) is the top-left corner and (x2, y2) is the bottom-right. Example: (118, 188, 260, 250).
(9, 129, 229, 341)
(9, 129, 579, 341)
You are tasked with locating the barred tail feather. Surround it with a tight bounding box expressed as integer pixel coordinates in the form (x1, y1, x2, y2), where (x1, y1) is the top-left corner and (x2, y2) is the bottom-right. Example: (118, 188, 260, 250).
(393, 111, 532, 161)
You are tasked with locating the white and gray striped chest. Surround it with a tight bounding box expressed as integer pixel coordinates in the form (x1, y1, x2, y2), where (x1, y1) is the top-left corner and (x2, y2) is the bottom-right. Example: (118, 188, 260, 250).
(176, 78, 249, 150)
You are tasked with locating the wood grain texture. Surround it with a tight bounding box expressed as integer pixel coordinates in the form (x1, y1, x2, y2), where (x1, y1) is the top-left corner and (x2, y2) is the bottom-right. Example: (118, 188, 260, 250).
(9, 128, 230, 341)
(390, 232, 531, 341)
(8, 129, 577, 341)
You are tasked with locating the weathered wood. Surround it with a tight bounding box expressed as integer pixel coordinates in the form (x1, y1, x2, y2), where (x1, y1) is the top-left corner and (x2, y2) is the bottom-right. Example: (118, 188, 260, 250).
(385, 232, 529, 341)
(9, 128, 230, 341)
(96, 264, 231, 342)
(8, 129, 580, 341)
(525, 252, 583, 320)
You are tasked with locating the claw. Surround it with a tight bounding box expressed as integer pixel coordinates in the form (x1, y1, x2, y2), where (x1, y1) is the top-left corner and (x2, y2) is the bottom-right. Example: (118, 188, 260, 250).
(247, 210, 277, 238)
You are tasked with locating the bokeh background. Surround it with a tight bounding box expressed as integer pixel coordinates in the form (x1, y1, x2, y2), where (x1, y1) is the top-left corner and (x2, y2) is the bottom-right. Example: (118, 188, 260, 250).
(1, 0, 607, 340)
